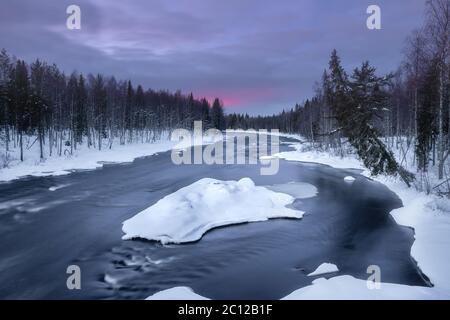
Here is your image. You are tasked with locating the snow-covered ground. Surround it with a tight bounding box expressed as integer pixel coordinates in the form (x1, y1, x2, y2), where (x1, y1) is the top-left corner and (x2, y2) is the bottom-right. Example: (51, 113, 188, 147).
(0, 138, 176, 182)
(122, 177, 306, 244)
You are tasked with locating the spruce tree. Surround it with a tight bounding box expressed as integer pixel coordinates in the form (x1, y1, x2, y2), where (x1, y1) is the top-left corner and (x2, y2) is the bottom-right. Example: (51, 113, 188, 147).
(328, 51, 415, 186)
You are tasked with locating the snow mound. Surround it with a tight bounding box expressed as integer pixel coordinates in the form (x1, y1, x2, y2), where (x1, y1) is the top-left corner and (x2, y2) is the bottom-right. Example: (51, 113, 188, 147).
(146, 287, 209, 300)
(122, 178, 304, 244)
(308, 263, 339, 276)
(344, 176, 356, 182)
(282, 275, 436, 300)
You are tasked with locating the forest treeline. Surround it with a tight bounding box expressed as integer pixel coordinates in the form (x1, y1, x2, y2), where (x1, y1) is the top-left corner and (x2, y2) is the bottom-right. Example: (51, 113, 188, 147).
(228, 0, 450, 185)
(0, 52, 226, 162)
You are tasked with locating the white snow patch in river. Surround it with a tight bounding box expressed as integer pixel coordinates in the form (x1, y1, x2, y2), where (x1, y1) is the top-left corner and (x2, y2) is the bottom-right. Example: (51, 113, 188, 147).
(307, 263, 339, 276)
(122, 177, 304, 244)
(146, 287, 209, 300)
(282, 275, 435, 300)
(265, 181, 318, 199)
(344, 176, 356, 182)
(49, 184, 70, 191)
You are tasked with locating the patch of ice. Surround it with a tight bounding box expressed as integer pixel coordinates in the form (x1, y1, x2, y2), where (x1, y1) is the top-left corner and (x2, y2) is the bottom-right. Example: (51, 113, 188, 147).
(344, 176, 356, 182)
(146, 287, 209, 300)
(104, 274, 119, 286)
(265, 182, 318, 199)
(122, 177, 303, 244)
(49, 184, 70, 191)
(307, 263, 339, 276)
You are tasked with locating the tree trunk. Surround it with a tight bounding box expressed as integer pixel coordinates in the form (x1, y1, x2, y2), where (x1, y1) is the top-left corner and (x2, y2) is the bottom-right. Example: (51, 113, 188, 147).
(438, 66, 444, 180)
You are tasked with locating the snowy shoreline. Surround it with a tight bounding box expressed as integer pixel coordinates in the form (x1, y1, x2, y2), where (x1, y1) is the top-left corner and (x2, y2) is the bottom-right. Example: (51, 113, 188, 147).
(0, 130, 225, 182)
(0, 137, 177, 182)
(0, 130, 300, 183)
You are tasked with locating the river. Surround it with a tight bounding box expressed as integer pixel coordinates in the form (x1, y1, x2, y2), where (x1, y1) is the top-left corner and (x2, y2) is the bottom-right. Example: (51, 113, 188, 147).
(0, 137, 430, 299)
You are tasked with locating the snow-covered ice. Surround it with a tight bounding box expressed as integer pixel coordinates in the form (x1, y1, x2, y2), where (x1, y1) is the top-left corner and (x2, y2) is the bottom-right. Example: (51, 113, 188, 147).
(307, 263, 339, 276)
(282, 275, 435, 300)
(122, 177, 304, 244)
(344, 176, 356, 182)
(146, 287, 209, 300)
(265, 182, 318, 199)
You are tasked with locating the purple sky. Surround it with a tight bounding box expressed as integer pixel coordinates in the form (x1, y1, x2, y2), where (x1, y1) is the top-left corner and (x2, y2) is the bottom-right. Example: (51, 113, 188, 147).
(1, 0, 426, 114)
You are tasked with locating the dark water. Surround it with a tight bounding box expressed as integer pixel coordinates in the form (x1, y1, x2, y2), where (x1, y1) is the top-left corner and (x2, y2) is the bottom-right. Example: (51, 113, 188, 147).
(0, 138, 430, 299)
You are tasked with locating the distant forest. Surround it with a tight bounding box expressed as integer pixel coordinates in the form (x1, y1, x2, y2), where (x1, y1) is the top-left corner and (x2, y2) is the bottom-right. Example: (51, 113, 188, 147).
(0, 51, 226, 161)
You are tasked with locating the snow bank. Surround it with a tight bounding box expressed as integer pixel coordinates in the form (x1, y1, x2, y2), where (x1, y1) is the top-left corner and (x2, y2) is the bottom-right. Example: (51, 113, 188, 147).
(0, 137, 177, 182)
(274, 143, 364, 170)
(146, 287, 209, 300)
(122, 178, 304, 244)
(0, 131, 224, 182)
(0, 130, 300, 183)
(307, 263, 339, 276)
(282, 275, 435, 300)
(274, 141, 450, 299)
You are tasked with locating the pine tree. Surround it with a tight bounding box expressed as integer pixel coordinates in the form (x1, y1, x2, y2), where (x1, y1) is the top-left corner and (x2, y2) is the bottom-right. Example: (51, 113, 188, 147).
(329, 51, 415, 186)
(10, 60, 30, 162)
(211, 98, 225, 130)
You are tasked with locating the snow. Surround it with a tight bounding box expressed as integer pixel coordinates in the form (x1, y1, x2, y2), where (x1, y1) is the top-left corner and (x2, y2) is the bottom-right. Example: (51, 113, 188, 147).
(273, 143, 364, 170)
(122, 177, 304, 244)
(0, 131, 224, 183)
(48, 184, 70, 191)
(0, 136, 177, 182)
(225, 129, 304, 142)
(282, 276, 435, 300)
(272, 140, 450, 299)
(344, 176, 356, 182)
(265, 181, 318, 199)
(146, 287, 209, 300)
(0, 129, 300, 183)
(307, 263, 339, 276)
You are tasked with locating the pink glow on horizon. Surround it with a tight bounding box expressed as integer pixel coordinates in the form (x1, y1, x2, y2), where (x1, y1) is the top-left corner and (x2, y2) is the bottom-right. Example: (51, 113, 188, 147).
(200, 88, 276, 109)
